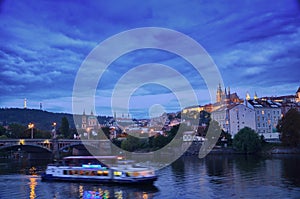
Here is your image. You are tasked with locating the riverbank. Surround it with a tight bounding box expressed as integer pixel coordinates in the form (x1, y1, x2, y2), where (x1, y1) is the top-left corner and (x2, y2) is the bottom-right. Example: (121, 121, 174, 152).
(184, 142, 300, 156)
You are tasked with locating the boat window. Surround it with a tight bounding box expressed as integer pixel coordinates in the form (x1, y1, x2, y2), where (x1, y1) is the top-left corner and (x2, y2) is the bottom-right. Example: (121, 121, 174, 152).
(97, 171, 103, 176)
(103, 171, 109, 176)
(63, 170, 67, 175)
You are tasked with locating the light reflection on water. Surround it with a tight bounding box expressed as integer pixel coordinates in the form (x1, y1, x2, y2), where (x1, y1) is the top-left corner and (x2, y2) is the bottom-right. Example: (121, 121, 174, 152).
(0, 155, 300, 199)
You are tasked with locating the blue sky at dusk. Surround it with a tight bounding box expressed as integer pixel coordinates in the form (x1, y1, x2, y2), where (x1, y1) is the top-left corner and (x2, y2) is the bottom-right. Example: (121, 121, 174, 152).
(0, 0, 300, 118)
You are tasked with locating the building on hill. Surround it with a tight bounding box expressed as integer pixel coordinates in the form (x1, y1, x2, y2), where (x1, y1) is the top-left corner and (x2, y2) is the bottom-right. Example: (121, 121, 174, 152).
(81, 110, 100, 130)
(296, 87, 300, 102)
(256, 86, 300, 115)
(211, 103, 255, 136)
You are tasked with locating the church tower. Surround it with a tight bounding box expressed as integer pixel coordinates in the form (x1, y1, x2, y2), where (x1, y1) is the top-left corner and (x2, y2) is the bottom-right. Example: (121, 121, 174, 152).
(246, 92, 251, 100)
(216, 83, 222, 103)
(82, 109, 87, 129)
(254, 92, 258, 100)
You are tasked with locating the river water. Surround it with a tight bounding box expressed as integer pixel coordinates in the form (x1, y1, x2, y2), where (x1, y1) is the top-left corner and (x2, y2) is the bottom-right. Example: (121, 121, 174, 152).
(0, 155, 300, 199)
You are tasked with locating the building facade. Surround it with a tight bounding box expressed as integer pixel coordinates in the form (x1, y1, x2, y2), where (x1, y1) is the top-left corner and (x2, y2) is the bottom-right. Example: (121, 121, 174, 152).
(247, 99, 282, 134)
(212, 104, 256, 136)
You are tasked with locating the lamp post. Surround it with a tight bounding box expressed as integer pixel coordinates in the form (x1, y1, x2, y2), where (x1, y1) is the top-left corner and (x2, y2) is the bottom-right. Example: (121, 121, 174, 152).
(52, 122, 57, 139)
(28, 123, 34, 139)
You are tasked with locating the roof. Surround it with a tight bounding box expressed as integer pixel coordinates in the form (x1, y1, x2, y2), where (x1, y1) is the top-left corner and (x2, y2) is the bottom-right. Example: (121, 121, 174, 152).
(247, 99, 281, 108)
(297, 87, 300, 93)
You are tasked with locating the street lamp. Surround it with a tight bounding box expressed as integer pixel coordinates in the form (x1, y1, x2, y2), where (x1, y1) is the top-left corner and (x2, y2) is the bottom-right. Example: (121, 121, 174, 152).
(28, 123, 34, 139)
(52, 122, 57, 139)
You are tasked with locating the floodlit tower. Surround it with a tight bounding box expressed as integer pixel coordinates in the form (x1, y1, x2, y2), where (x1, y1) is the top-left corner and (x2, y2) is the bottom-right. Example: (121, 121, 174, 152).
(254, 92, 258, 100)
(246, 92, 251, 100)
(216, 83, 222, 103)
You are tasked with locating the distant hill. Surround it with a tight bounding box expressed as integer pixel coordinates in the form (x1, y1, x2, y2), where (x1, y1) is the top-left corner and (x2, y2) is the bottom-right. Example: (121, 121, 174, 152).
(0, 108, 111, 131)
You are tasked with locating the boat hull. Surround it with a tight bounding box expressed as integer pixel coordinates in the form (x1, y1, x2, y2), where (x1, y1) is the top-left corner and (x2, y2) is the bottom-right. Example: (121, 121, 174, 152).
(41, 173, 157, 185)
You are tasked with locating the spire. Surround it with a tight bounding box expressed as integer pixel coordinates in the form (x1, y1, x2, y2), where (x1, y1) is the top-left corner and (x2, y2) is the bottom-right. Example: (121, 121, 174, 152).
(83, 109, 86, 115)
(246, 92, 250, 100)
(91, 110, 94, 115)
(216, 83, 222, 103)
(254, 92, 258, 100)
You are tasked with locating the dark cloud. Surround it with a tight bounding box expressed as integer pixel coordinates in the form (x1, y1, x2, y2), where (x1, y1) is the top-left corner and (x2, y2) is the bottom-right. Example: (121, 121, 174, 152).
(0, 0, 299, 116)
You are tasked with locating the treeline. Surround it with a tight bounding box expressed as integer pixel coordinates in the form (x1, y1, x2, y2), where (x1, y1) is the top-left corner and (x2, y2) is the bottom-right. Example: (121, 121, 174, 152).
(0, 108, 111, 131)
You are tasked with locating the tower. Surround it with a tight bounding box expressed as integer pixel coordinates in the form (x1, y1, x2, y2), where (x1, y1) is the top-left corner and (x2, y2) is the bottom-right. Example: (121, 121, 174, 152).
(82, 110, 87, 129)
(24, 98, 27, 109)
(228, 86, 231, 103)
(246, 92, 250, 100)
(254, 92, 258, 100)
(216, 83, 222, 103)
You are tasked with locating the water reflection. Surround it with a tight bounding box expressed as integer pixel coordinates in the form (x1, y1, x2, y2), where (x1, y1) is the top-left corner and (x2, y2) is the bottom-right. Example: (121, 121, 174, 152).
(75, 184, 157, 199)
(281, 155, 300, 187)
(1, 155, 300, 199)
(29, 177, 37, 199)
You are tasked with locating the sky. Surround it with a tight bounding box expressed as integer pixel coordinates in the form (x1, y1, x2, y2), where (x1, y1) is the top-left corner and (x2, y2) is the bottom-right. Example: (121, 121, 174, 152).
(0, 0, 300, 118)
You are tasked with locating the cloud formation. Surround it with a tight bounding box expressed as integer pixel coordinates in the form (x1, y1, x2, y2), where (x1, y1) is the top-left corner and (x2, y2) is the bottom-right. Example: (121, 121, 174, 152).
(0, 0, 299, 118)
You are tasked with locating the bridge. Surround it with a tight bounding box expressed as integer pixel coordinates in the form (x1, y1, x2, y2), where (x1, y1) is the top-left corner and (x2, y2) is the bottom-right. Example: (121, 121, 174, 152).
(0, 139, 112, 158)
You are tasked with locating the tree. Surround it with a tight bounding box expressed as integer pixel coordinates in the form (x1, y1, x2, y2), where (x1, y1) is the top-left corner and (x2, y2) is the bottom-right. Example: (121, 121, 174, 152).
(217, 131, 232, 146)
(233, 127, 261, 153)
(0, 125, 6, 136)
(60, 117, 70, 138)
(8, 123, 27, 138)
(121, 135, 140, 152)
(277, 108, 300, 147)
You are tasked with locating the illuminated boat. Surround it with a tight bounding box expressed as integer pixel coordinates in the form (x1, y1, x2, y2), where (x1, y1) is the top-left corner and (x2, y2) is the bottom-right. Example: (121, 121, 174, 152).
(41, 156, 157, 184)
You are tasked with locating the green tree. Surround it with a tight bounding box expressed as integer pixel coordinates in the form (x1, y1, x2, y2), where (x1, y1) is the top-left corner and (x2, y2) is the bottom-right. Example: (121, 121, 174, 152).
(60, 117, 70, 138)
(153, 134, 169, 149)
(233, 127, 261, 153)
(217, 131, 232, 146)
(8, 123, 27, 138)
(277, 108, 300, 147)
(0, 125, 6, 136)
(121, 135, 140, 152)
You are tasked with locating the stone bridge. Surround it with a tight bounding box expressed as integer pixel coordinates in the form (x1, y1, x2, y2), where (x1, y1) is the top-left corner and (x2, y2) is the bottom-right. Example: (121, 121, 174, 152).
(0, 139, 112, 155)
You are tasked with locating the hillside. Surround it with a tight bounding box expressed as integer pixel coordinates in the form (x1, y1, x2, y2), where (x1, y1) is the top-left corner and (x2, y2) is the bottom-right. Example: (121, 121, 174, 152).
(0, 108, 111, 131)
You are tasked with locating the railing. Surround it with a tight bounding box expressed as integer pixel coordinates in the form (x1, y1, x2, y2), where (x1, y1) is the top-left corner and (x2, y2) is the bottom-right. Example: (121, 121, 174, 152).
(0, 139, 110, 151)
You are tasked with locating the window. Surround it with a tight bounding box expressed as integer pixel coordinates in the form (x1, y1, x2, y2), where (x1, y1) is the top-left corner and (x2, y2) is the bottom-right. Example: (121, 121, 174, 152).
(262, 110, 265, 115)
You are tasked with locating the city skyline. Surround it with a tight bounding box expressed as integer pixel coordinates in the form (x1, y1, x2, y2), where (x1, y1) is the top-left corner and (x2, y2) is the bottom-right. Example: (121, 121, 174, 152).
(1, 1, 300, 118)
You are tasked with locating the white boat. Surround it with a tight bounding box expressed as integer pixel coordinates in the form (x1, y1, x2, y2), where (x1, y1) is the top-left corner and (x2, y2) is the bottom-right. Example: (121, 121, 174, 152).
(41, 156, 157, 184)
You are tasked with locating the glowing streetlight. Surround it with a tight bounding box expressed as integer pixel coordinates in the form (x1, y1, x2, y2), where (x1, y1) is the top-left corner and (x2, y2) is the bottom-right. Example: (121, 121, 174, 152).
(52, 122, 57, 138)
(28, 123, 34, 139)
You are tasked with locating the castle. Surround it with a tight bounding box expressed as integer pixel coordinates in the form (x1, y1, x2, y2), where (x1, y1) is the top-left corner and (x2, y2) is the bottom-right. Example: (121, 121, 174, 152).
(216, 83, 243, 105)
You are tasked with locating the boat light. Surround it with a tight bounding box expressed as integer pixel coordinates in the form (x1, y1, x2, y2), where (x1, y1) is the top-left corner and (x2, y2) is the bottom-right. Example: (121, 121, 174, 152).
(82, 164, 102, 169)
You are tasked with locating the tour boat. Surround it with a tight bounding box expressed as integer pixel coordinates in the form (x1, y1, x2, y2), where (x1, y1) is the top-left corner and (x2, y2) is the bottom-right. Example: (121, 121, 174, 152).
(41, 156, 157, 184)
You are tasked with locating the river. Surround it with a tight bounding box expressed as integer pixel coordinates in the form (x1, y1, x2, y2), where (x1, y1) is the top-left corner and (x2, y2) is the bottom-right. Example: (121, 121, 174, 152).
(0, 155, 300, 199)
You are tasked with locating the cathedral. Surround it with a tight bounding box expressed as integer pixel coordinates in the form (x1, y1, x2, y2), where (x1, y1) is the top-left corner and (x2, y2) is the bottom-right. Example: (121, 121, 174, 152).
(216, 83, 243, 105)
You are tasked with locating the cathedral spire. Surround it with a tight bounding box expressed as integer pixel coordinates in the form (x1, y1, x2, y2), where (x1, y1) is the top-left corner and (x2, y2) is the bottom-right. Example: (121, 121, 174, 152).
(246, 92, 250, 100)
(254, 92, 258, 100)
